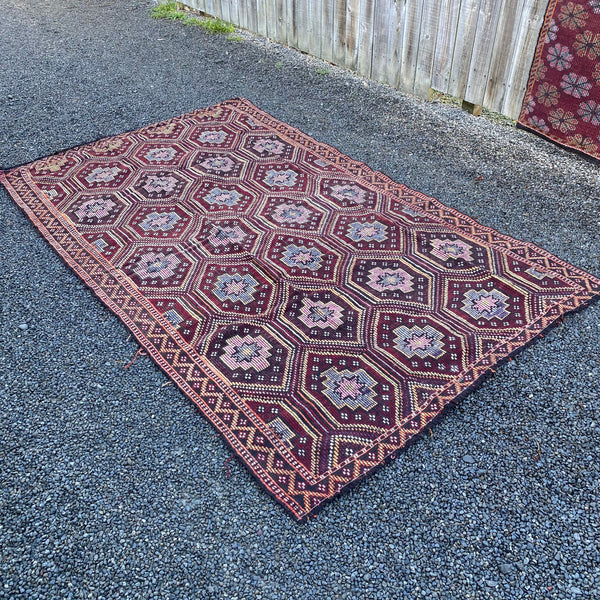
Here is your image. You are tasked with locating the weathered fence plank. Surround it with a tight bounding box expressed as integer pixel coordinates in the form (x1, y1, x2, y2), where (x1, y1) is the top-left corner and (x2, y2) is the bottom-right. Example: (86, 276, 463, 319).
(332, 0, 348, 68)
(296, 0, 321, 57)
(431, 0, 462, 93)
(371, 0, 406, 87)
(186, 0, 548, 119)
(343, 0, 361, 72)
(321, 0, 335, 63)
(500, 0, 549, 118)
(448, 0, 481, 100)
(271, 0, 286, 43)
(464, 0, 503, 106)
(356, 0, 375, 78)
(398, 0, 425, 96)
(413, 0, 441, 98)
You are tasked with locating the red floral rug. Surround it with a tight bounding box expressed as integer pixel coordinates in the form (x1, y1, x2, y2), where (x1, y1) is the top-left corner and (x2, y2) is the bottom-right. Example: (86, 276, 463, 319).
(2, 99, 599, 520)
(519, 0, 600, 160)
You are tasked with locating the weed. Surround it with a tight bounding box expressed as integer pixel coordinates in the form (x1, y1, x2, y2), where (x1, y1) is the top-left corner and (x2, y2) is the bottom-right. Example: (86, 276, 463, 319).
(151, 0, 182, 20)
(316, 68, 330, 75)
(151, 1, 235, 34)
(227, 35, 244, 42)
(275, 62, 282, 69)
(199, 17, 235, 34)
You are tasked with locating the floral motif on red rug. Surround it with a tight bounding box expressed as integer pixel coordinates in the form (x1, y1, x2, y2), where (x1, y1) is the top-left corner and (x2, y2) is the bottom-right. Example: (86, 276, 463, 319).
(519, 0, 600, 160)
(2, 99, 599, 520)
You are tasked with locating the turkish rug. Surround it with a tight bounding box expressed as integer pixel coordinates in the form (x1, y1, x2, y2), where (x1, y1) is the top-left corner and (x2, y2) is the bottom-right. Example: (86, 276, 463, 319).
(2, 98, 599, 520)
(518, 0, 600, 161)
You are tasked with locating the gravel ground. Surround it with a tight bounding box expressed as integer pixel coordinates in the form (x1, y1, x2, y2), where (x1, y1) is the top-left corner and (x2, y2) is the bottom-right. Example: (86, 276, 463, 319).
(1, 1, 599, 598)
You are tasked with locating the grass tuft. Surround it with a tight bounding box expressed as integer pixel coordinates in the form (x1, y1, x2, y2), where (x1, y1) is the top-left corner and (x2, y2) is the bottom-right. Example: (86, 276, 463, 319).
(151, 1, 235, 34)
(151, 0, 182, 20)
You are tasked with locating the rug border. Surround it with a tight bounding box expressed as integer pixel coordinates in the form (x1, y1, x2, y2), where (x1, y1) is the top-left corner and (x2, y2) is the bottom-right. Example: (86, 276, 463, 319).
(2, 98, 599, 521)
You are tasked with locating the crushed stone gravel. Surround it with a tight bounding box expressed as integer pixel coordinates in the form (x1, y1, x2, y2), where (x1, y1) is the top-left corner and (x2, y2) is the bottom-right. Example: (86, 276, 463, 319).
(1, 1, 599, 598)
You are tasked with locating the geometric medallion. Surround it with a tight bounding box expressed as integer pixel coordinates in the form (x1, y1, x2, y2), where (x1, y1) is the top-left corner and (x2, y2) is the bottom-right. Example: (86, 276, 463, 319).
(461, 288, 511, 321)
(321, 367, 378, 411)
(393, 324, 445, 358)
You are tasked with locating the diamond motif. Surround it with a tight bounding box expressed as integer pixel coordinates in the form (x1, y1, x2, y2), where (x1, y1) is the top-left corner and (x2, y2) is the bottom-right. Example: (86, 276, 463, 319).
(347, 221, 388, 242)
(330, 184, 366, 204)
(207, 224, 247, 248)
(74, 196, 116, 220)
(200, 156, 236, 172)
(213, 273, 259, 304)
(144, 147, 177, 162)
(139, 211, 181, 232)
(253, 138, 286, 155)
(264, 168, 298, 187)
(430, 238, 473, 261)
(393, 325, 445, 358)
(462, 288, 511, 320)
(367, 266, 414, 293)
(204, 187, 242, 207)
(281, 244, 323, 271)
(299, 298, 344, 329)
(198, 130, 227, 144)
(221, 335, 272, 372)
(133, 252, 181, 281)
(272, 202, 312, 225)
(322, 368, 378, 411)
(85, 166, 122, 184)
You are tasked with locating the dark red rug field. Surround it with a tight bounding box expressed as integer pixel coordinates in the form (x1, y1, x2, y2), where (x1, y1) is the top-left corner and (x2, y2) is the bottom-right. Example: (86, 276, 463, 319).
(2, 98, 599, 520)
(519, 0, 600, 160)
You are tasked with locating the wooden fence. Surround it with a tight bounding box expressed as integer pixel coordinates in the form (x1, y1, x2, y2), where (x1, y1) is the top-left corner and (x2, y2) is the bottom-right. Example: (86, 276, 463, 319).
(183, 0, 549, 119)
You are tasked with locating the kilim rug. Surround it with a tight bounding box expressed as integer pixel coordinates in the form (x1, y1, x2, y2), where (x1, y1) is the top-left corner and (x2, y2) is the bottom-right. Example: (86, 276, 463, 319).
(518, 0, 600, 160)
(2, 98, 599, 521)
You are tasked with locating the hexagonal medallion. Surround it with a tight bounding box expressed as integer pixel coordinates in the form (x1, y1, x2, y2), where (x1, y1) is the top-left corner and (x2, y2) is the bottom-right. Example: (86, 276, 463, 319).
(123, 204, 194, 239)
(203, 323, 293, 390)
(64, 192, 128, 227)
(31, 154, 80, 178)
(412, 230, 491, 273)
(348, 257, 433, 306)
(444, 277, 529, 330)
(86, 136, 135, 158)
(280, 286, 364, 345)
(191, 152, 245, 178)
(258, 196, 324, 231)
(241, 133, 295, 161)
(131, 142, 187, 167)
(139, 119, 187, 140)
(374, 311, 469, 378)
(75, 161, 132, 190)
(265, 234, 341, 282)
(331, 212, 404, 252)
(188, 181, 256, 214)
(193, 262, 275, 316)
(319, 177, 378, 210)
(121, 245, 193, 289)
(251, 162, 309, 193)
(131, 170, 188, 200)
(300, 351, 403, 431)
(193, 218, 260, 256)
(188, 124, 239, 149)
